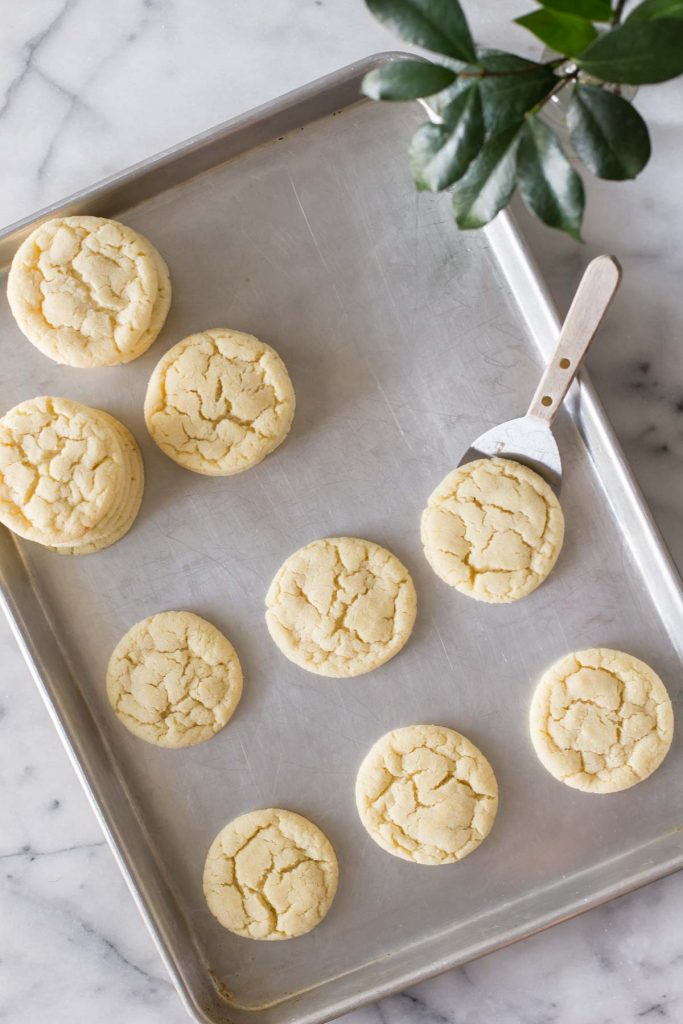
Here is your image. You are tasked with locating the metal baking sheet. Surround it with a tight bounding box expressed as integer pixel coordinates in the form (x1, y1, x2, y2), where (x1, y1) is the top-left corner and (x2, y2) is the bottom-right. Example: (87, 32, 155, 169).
(1, 54, 682, 1024)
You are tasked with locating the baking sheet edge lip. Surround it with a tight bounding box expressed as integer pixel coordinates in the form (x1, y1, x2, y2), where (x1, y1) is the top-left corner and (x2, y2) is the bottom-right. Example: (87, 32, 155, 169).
(485, 210, 683, 651)
(0, 576, 214, 1024)
(0, 51, 408, 256)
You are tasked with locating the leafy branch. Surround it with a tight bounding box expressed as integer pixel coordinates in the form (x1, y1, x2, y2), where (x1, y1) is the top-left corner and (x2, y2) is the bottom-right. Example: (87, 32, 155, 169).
(362, 0, 683, 239)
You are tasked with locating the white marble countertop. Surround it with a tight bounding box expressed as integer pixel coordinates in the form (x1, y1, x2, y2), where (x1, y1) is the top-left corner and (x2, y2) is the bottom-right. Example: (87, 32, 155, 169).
(1, 2, 682, 1022)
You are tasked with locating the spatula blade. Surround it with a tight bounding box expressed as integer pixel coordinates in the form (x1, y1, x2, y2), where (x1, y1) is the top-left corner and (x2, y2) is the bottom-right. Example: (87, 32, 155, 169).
(458, 416, 562, 490)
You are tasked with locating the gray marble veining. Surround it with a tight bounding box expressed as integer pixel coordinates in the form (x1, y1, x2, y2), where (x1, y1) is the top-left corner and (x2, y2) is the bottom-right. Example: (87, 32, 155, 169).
(0, 2, 681, 1022)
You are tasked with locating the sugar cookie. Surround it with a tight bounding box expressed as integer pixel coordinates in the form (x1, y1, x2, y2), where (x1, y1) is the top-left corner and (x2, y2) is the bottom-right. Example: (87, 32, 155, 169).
(0, 396, 142, 551)
(421, 457, 564, 602)
(530, 648, 674, 793)
(107, 611, 243, 748)
(7, 216, 170, 367)
(356, 724, 498, 865)
(265, 536, 417, 677)
(144, 329, 295, 476)
(203, 808, 338, 939)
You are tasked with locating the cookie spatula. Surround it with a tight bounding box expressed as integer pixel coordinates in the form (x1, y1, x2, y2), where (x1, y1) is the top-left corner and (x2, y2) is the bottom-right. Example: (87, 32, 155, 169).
(458, 255, 621, 490)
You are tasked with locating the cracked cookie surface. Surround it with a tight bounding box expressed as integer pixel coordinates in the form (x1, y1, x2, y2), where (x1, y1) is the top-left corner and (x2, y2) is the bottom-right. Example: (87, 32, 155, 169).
(421, 457, 564, 603)
(0, 396, 134, 547)
(265, 537, 417, 678)
(530, 648, 674, 794)
(49, 412, 144, 555)
(356, 724, 498, 865)
(7, 216, 170, 367)
(144, 329, 295, 476)
(107, 611, 243, 748)
(203, 808, 338, 939)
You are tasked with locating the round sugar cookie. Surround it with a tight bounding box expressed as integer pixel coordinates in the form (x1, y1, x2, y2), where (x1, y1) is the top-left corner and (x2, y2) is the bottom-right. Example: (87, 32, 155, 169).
(0, 396, 130, 547)
(265, 536, 417, 678)
(144, 329, 295, 476)
(356, 724, 498, 865)
(51, 413, 144, 555)
(7, 216, 171, 367)
(203, 808, 338, 940)
(530, 648, 674, 794)
(107, 611, 243, 748)
(421, 457, 564, 603)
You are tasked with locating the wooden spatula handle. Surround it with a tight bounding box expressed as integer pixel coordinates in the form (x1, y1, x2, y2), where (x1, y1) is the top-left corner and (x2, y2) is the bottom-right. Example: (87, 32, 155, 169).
(527, 255, 622, 424)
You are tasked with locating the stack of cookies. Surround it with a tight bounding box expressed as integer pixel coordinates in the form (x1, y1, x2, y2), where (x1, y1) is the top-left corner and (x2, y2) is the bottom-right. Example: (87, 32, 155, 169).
(0, 396, 144, 555)
(7, 216, 171, 368)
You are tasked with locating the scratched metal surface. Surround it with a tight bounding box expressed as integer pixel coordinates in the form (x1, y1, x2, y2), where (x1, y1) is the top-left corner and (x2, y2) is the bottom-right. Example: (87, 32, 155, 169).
(0, 58, 682, 1024)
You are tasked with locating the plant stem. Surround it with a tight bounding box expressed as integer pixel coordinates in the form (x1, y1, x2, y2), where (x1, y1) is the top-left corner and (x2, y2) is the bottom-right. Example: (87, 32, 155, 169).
(527, 74, 575, 117)
(611, 0, 627, 25)
(458, 59, 563, 80)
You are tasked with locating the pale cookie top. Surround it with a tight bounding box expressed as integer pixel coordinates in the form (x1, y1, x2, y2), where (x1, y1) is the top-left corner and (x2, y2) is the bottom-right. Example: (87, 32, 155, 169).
(265, 537, 417, 678)
(421, 457, 564, 603)
(144, 329, 295, 476)
(203, 808, 338, 940)
(106, 611, 243, 748)
(51, 415, 145, 556)
(7, 216, 169, 367)
(0, 396, 127, 546)
(356, 724, 498, 865)
(530, 648, 674, 794)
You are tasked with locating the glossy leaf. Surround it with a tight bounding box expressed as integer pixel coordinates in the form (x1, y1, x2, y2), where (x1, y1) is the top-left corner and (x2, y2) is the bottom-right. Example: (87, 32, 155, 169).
(445, 51, 559, 135)
(516, 118, 585, 240)
(436, 52, 557, 131)
(568, 84, 651, 179)
(479, 66, 557, 135)
(515, 9, 598, 55)
(451, 123, 522, 229)
(409, 85, 484, 190)
(539, 0, 611, 19)
(477, 50, 553, 72)
(627, 0, 683, 19)
(365, 0, 477, 63)
(362, 60, 456, 101)
(429, 76, 477, 118)
(577, 19, 683, 82)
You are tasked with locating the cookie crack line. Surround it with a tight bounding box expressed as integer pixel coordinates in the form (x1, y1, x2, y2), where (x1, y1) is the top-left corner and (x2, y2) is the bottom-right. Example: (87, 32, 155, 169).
(221, 827, 289, 938)
(372, 746, 496, 807)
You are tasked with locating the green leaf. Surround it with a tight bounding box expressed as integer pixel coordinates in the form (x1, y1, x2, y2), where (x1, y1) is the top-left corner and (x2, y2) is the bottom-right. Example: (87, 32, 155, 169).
(365, 0, 477, 63)
(476, 53, 558, 133)
(577, 19, 683, 82)
(567, 84, 651, 179)
(451, 123, 523, 230)
(409, 85, 484, 190)
(429, 76, 477, 118)
(516, 118, 585, 240)
(362, 60, 456, 101)
(514, 9, 598, 55)
(539, 0, 611, 20)
(627, 0, 683, 20)
(432, 52, 557, 135)
(477, 50, 552, 72)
